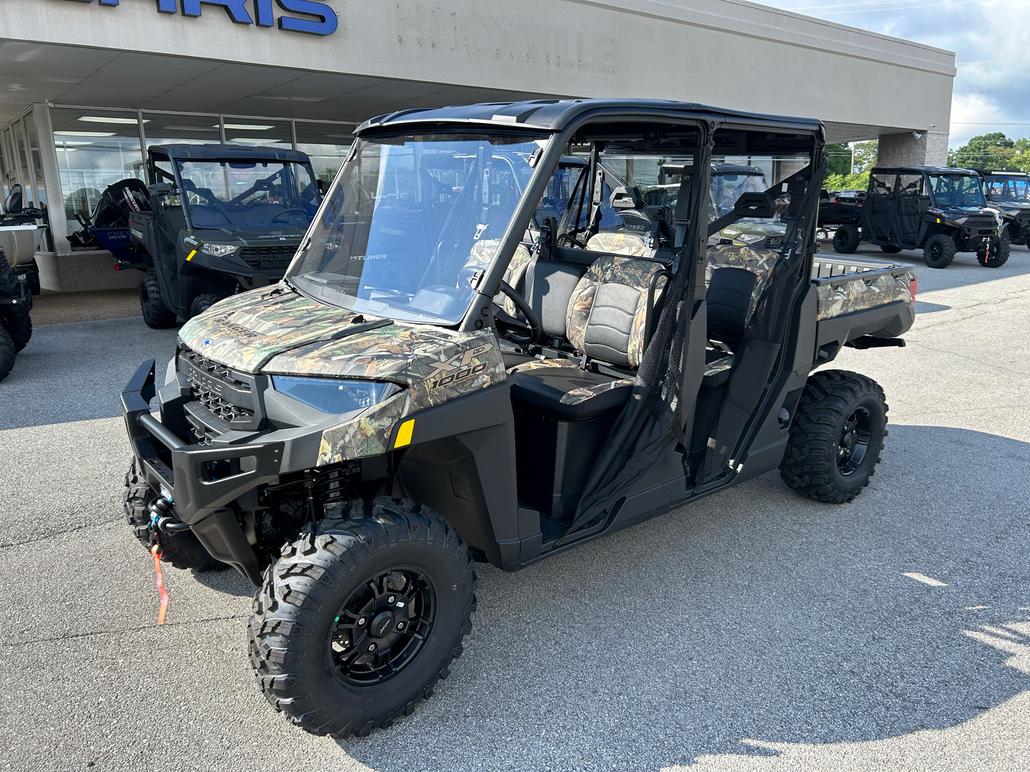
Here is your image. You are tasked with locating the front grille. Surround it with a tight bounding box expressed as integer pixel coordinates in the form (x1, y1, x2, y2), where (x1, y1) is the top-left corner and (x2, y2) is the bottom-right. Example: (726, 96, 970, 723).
(180, 349, 255, 425)
(965, 217, 997, 230)
(185, 411, 220, 446)
(240, 245, 297, 271)
(181, 350, 251, 391)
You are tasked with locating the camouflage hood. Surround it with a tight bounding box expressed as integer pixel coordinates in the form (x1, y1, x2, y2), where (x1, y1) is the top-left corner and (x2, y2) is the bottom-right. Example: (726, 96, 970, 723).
(178, 287, 390, 374)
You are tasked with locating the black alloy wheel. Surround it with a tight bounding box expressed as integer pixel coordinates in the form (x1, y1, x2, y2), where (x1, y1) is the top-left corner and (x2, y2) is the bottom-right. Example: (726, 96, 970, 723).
(836, 407, 872, 476)
(922, 233, 957, 269)
(331, 568, 436, 685)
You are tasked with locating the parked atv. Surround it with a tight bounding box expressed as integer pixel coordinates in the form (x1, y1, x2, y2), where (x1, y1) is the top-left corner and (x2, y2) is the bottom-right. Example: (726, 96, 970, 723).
(980, 169, 1030, 246)
(835, 166, 1008, 268)
(122, 99, 915, 738)
(0, 246, 33, 382)
(126, 144, 320, 328)
(67, 177, 150, 260)
(0, 183, 44, 295)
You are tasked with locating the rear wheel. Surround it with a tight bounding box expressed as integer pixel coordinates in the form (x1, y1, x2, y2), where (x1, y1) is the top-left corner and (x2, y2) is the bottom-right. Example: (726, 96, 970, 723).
(922, 233, 956, 269)
(977, 232, 1010, 267)
(832, 224, 860, 254)
(780, 370, 888, 504)
(249, 498, 477, 737)
(879, 245, 902, 254)
(139, 269, 177, 329)
(123, 459, 226, 571)
(0, 326, 14, 384)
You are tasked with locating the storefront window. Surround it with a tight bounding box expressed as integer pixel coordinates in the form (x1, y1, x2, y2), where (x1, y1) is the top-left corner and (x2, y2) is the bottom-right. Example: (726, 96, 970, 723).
(295, 121, 353, 185)
(51, 107, 145, 237)
(143, 112, 221, 148)
(223, 117, 292, 149)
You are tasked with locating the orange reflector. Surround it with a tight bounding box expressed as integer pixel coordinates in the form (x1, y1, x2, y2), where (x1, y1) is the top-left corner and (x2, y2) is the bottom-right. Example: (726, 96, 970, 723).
(152, 544, 169, 625)
(186, 250, 196, 262)
(394, 419, 414, 448)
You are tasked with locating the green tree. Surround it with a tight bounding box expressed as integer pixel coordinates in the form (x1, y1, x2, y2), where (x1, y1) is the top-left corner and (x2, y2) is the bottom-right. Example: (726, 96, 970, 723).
(826, 143, 852, 176)
(949, 132, 1016, 170)
(852, 140, 877, 174)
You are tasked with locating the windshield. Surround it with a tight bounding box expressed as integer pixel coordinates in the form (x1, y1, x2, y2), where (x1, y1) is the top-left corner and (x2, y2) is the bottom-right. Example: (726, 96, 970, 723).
(928, 174, 987, 208)
(288, 133, 548, 325)
(175, 159, 318, 229)
(710, 172, 767, 219)
(987, 175, 1030, 203)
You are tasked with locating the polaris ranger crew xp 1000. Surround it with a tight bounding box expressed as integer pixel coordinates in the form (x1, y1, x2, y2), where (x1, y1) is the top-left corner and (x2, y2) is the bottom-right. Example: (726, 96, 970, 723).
(127, 144, 320, 326)
(121, 99, 916, 738)
(834, 166, 1008, 268)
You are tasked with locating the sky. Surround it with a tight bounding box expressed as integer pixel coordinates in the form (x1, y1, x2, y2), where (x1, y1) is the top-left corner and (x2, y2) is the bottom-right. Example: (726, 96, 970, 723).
(757, 0, 1030, 150)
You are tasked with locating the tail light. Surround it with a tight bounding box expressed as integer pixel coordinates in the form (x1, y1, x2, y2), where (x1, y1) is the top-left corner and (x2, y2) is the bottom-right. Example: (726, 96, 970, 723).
(909, 277, 918, 302)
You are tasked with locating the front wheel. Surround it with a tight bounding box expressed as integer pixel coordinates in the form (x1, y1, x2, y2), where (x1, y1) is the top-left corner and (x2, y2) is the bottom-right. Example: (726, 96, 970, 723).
(978, 232, 1010, 268)
(779, 370, 888, 504)
(0, 326, 14, 384)
(139, 269, 177, 329)
(249, 498, 477, 737)
(923, 233, 956, 269)
(8, 308, 31, 352)
(832, 224, 860, 254)
(189, 293, 222, 318)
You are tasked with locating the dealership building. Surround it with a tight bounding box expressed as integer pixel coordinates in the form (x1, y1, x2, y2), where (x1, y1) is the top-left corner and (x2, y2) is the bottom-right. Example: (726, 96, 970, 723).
(0, 0, 955, 291)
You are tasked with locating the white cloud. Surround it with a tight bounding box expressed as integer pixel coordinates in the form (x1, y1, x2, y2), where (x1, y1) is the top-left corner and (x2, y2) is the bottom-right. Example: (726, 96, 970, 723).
(949, 93, 1007, 147)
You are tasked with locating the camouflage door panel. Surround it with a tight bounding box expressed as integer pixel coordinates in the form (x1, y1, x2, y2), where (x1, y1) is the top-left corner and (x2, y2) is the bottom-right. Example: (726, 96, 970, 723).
(586, 231, 650, 256)
(565, 254, 668, 368)
(816, 270, 916, 321)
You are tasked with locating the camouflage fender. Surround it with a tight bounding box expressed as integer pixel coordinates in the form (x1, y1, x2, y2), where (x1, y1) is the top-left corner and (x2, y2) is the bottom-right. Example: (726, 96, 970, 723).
(261, 326, 506, 466)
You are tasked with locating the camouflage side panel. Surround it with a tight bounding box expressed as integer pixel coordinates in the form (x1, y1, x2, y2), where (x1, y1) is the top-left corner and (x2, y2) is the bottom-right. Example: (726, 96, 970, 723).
(259, 327, 505, 466)
(586, 231, 650, 256)
(179, 286, 377, 373)
(816, 270, 916, 321)
(566, 255, 667, 355)
(507, 357, 578, 375)
(560, 378, 635, 406)
(704, 355, 734, 377)
(466, 239, 532, 317)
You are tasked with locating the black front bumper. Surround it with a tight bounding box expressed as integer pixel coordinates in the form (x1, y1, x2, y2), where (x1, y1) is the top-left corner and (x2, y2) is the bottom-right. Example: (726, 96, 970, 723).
(121, 359, 283, 584)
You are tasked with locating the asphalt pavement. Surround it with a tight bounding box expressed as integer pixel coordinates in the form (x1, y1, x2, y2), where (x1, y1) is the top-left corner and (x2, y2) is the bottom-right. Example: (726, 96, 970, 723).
(1, 244, 1028, 771)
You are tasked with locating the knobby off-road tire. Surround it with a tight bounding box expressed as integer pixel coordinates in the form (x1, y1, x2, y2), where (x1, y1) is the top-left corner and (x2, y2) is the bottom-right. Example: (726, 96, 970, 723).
(832, 224, 860, 254)
(922, 233, 956, 269)
(124, 459, 226, 571)
(977, 232, 1010, 268)
(139, 269, 177, 329)
(249, 498, 478, 737)
(0, 326, 15, 383)
(189, 293, 221, 318)
(8, 308, 31, 352)
(780, 370, 888, 504)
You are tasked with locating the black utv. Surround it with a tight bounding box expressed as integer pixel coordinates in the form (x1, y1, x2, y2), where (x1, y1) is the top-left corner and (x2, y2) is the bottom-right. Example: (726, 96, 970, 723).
(834, 166, 1008, 268)
(980, 169, 1030, 246)
(0, 246, 32, 382)
(127, 144, 320, 327)
(121, 99, 916, 738)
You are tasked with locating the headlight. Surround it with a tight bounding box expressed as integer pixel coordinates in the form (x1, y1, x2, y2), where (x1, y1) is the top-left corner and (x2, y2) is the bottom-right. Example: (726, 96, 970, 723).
(271, 376, 398, 414)
(199, 243, 238, 257)
(732, 233, 765, 245)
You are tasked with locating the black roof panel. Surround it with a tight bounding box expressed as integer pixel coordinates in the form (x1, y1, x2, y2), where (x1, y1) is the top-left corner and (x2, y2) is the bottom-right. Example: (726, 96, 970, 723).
(149, 144, 312, 163)
(356, 98, 823, 136)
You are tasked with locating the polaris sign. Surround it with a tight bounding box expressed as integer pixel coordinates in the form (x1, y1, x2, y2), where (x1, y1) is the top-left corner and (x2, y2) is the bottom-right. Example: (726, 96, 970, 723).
(67, 0, 338, 36)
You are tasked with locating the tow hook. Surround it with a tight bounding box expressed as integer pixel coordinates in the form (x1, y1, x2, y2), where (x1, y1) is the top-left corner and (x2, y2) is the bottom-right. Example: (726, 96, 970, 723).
(147, 497, 191, 536)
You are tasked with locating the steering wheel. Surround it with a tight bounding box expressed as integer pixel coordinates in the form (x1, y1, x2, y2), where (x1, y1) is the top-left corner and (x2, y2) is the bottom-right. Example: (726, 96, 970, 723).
(495, 280, 542, 346)
(271, 208, 308, 224)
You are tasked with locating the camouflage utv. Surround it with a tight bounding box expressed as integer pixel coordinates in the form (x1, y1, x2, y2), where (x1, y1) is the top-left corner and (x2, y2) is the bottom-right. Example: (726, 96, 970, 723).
(121, 99, 916, 738)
